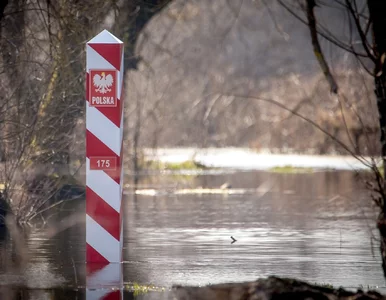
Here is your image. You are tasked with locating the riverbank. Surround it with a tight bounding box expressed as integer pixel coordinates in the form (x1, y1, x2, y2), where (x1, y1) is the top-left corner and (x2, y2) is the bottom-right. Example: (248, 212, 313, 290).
(173, 276, 385, 300)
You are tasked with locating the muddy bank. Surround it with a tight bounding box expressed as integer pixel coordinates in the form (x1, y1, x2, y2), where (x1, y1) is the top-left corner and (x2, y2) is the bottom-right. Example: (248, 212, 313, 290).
(173, 277, 384, 300)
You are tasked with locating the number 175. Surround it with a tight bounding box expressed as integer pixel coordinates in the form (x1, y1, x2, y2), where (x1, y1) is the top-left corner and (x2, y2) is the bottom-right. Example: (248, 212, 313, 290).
(90, 156, 117, 170)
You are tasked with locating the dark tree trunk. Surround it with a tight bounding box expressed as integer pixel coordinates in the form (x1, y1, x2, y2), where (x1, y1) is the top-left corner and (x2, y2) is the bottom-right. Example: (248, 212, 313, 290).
(368, 0, 386, 280)
(112, 0, 171, 184)
(114, 0, 171, 71)
(0, 0, 8, 24)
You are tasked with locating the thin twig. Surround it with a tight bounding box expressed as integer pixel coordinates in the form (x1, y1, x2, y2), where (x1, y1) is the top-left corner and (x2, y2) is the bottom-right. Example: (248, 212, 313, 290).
(214, 92, 372, 168)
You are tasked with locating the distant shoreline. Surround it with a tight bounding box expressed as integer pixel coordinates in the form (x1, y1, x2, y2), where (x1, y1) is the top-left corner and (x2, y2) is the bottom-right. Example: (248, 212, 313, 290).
(142, 148, 379, 171)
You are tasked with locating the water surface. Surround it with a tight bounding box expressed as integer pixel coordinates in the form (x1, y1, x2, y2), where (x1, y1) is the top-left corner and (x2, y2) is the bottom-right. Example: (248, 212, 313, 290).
(0, 170, 383, 299)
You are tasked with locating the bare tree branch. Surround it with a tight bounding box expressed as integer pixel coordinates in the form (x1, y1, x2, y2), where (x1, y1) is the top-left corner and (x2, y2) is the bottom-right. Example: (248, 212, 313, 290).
(277, 0, 369, 57)
(344, 0, 375, 63)
(306, 0, 338, 94)
(215, 92, 371, 168)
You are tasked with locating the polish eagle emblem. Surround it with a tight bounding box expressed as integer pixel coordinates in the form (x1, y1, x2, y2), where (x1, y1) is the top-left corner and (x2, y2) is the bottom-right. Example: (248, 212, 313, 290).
(93, 71, 114, 94)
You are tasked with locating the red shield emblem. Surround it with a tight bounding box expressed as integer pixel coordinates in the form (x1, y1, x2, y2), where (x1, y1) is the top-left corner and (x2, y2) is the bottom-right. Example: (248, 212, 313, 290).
(89, 69, 117, 107)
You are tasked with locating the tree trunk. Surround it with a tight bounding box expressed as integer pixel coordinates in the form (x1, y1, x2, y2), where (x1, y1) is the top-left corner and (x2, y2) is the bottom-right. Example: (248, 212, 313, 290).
(112, 0, 171, 184)
(368, 0, 386, 280)
(114, 0, 171, 71)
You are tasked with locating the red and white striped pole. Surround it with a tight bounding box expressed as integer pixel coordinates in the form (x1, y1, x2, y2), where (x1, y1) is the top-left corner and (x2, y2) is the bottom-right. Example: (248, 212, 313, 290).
(85, 29, 124, 299)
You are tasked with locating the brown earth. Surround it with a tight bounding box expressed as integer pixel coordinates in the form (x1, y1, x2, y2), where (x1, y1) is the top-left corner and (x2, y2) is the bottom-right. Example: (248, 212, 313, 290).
(173, 277, 385, 300)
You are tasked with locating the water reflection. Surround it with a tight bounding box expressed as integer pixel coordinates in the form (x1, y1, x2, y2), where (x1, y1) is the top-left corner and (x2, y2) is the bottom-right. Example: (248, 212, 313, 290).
(0, 171, 384, 300)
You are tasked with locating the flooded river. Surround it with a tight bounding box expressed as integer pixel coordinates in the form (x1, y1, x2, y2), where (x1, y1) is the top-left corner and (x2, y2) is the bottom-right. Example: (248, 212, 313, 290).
(0, 170, 384, 299)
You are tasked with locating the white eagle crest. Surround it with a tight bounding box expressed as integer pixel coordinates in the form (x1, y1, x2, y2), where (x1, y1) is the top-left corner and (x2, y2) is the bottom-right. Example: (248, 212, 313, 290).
(93, 72, 114, 94)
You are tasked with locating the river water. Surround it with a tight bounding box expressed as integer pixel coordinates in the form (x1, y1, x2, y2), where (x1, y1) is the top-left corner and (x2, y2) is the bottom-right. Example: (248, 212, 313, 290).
(0, 170, 384, 299)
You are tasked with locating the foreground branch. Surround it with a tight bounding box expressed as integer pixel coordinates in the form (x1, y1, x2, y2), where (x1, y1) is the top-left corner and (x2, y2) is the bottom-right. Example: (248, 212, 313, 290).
(306, 0, 338, 94)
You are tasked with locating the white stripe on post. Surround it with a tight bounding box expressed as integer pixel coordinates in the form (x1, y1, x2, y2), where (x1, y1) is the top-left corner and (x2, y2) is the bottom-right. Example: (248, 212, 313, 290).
(86, 46, 115, 71)
(86, 158, 121, 212)
(87, 263, 122, 288)
(118, 52, 124, 97)
(86, 106, 121, 155)
(86, 215, 120, 262)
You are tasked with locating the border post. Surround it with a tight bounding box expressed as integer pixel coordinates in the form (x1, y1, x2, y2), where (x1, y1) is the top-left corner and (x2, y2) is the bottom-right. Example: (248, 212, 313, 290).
(85, 29, 124, 299)
(86, 29, 124, 264)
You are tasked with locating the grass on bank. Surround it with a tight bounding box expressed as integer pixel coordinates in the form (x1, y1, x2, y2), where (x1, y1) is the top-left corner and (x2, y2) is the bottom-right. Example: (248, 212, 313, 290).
(144, 161, 316, 173)
(143, 159, 207, 170)
(269, 165, 314, 173)
(126, 282, 166, 296)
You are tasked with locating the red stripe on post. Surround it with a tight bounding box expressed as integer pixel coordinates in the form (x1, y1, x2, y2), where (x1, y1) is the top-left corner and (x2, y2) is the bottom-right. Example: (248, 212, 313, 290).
(102, 291, 122, 300)
(86, 243, 110, 264)
(88, 43, 122, 70)
(95, 99, 121, 127)
(104, 164, 121, 186)
(85, 91, 121, 128)
(86, 187, 120, 240)
(86, 130, 121, 184)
